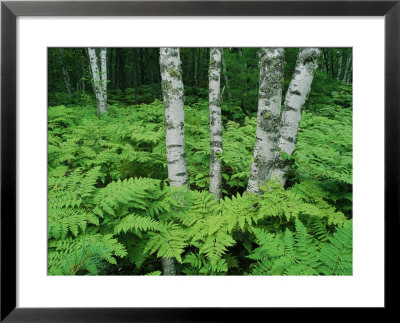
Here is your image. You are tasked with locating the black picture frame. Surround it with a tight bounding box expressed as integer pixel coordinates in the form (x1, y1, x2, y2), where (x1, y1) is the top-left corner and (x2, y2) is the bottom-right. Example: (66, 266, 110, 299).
(1, 0, 398, 321)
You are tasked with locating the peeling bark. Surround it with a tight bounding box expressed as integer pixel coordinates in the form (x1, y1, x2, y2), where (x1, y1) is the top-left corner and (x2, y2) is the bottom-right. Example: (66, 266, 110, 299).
(271, 48, 320, 185)
(209, 48, 223, 199)
(247, 48, 284, 194)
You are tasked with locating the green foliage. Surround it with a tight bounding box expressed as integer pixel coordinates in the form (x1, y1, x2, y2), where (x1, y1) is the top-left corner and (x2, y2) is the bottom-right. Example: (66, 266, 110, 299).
(48, 47, 352, 276)
(48, 233, 127, 275)
(319, 220, 353, 275)
(248, 219, 352, 275)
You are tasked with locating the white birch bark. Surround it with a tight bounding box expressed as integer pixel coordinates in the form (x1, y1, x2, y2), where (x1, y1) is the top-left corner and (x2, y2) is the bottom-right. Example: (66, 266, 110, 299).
(342, 54, 352, 85)
(160, 48, 189, 188)
(100, 48, 108, 105)
(345, 55, 352, 84)
(88, 48, 107, 115)
(160, 47, 189, 275)
(271, 48, 320, 186)
(58, 48, 72, 98)
(209, 48, 223, 199)
(247, 48, 284, 194)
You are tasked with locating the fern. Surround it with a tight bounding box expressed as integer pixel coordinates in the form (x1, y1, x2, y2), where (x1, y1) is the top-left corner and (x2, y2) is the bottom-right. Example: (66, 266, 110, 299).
(249, 219, 319, 275)
(318, 220, 352, 275)
(48, 234, 127, 275)
(48, 94, 352, 276)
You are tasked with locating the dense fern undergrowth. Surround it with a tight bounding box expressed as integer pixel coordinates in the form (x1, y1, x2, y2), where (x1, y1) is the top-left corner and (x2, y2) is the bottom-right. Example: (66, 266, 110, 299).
(48, 72, 352, 276)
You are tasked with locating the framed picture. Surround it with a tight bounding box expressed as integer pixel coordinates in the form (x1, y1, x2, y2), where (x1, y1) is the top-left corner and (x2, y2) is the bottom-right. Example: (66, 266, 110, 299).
(1, 0, 397, 321)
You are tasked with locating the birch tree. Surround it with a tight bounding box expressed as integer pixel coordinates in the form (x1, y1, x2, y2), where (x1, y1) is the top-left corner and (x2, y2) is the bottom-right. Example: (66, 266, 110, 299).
(336, 50, 343, 81)
(247, 48, 284, 194)
(88, 48, 107, 115)
(58, 48, 72, 98)
(271, 48, 321, 186)
(160, 47, 189, 275)
(343, 53, 352, 84)
(100, 48, 107, 105)
(209, 48, 223, 199)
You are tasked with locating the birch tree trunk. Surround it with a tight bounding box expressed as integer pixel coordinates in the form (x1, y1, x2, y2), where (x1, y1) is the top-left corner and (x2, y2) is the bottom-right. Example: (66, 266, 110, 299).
(100, 48, 108, 106)
(322, 49, 329, 74)
(247, 48, 284, 194)
(336, 51, 343, 81)
(209, 48, 223, 199)
(342, 54, 352, 84)
(343, 54, 352, 84)
(58, 48, 72, 98)
(88, 48, 107, 115)
(271, 48, 320, 186)
(346, 57, 352, 83)
(160, 47, 189, 275)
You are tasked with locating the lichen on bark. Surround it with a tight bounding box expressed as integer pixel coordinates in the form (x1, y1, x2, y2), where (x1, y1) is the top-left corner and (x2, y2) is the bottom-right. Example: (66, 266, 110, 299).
(271, 48, 320, 186)
(247, 48, 285, 194)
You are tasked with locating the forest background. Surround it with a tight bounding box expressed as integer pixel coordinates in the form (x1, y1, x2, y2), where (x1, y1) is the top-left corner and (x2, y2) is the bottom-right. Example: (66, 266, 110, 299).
(48, 47, 352, 276)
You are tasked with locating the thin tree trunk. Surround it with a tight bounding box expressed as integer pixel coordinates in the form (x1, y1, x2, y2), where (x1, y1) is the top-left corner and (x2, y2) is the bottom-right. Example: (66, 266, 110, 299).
(221, 55, 232, 100)
(346, 56, 352, 83)
(198, 48, 204, 86)
(58, 48, 72, 98)
(322, 49, 329, 74)
(81, 49, 86, 93)
(140, 48, 145, 85)
(49, 52, 56, 92)
(100, 48, 108, 106)
(88, 48, 107, 115)
(336, 50, 343, 81)
(330, 50, 335, 78)
(107, 49, 112, 89)
(73, 49, 79, 94)
(119, 49, 126, 90)
(145, 49, 157, 100)
(194, 48, 198, 88)
(203, 48, 209, 86)
(209, 48, 223, 199)
(271, 48, 320, 186)
(116, 49, 120, 90)
(247, 48, 285, 194)
(154, 48, 162, 99)
(238, 49, 248, 108)
(160, 47, 189, 275)
(343, 54, 352, 84)
(132, 49, 139, 103)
